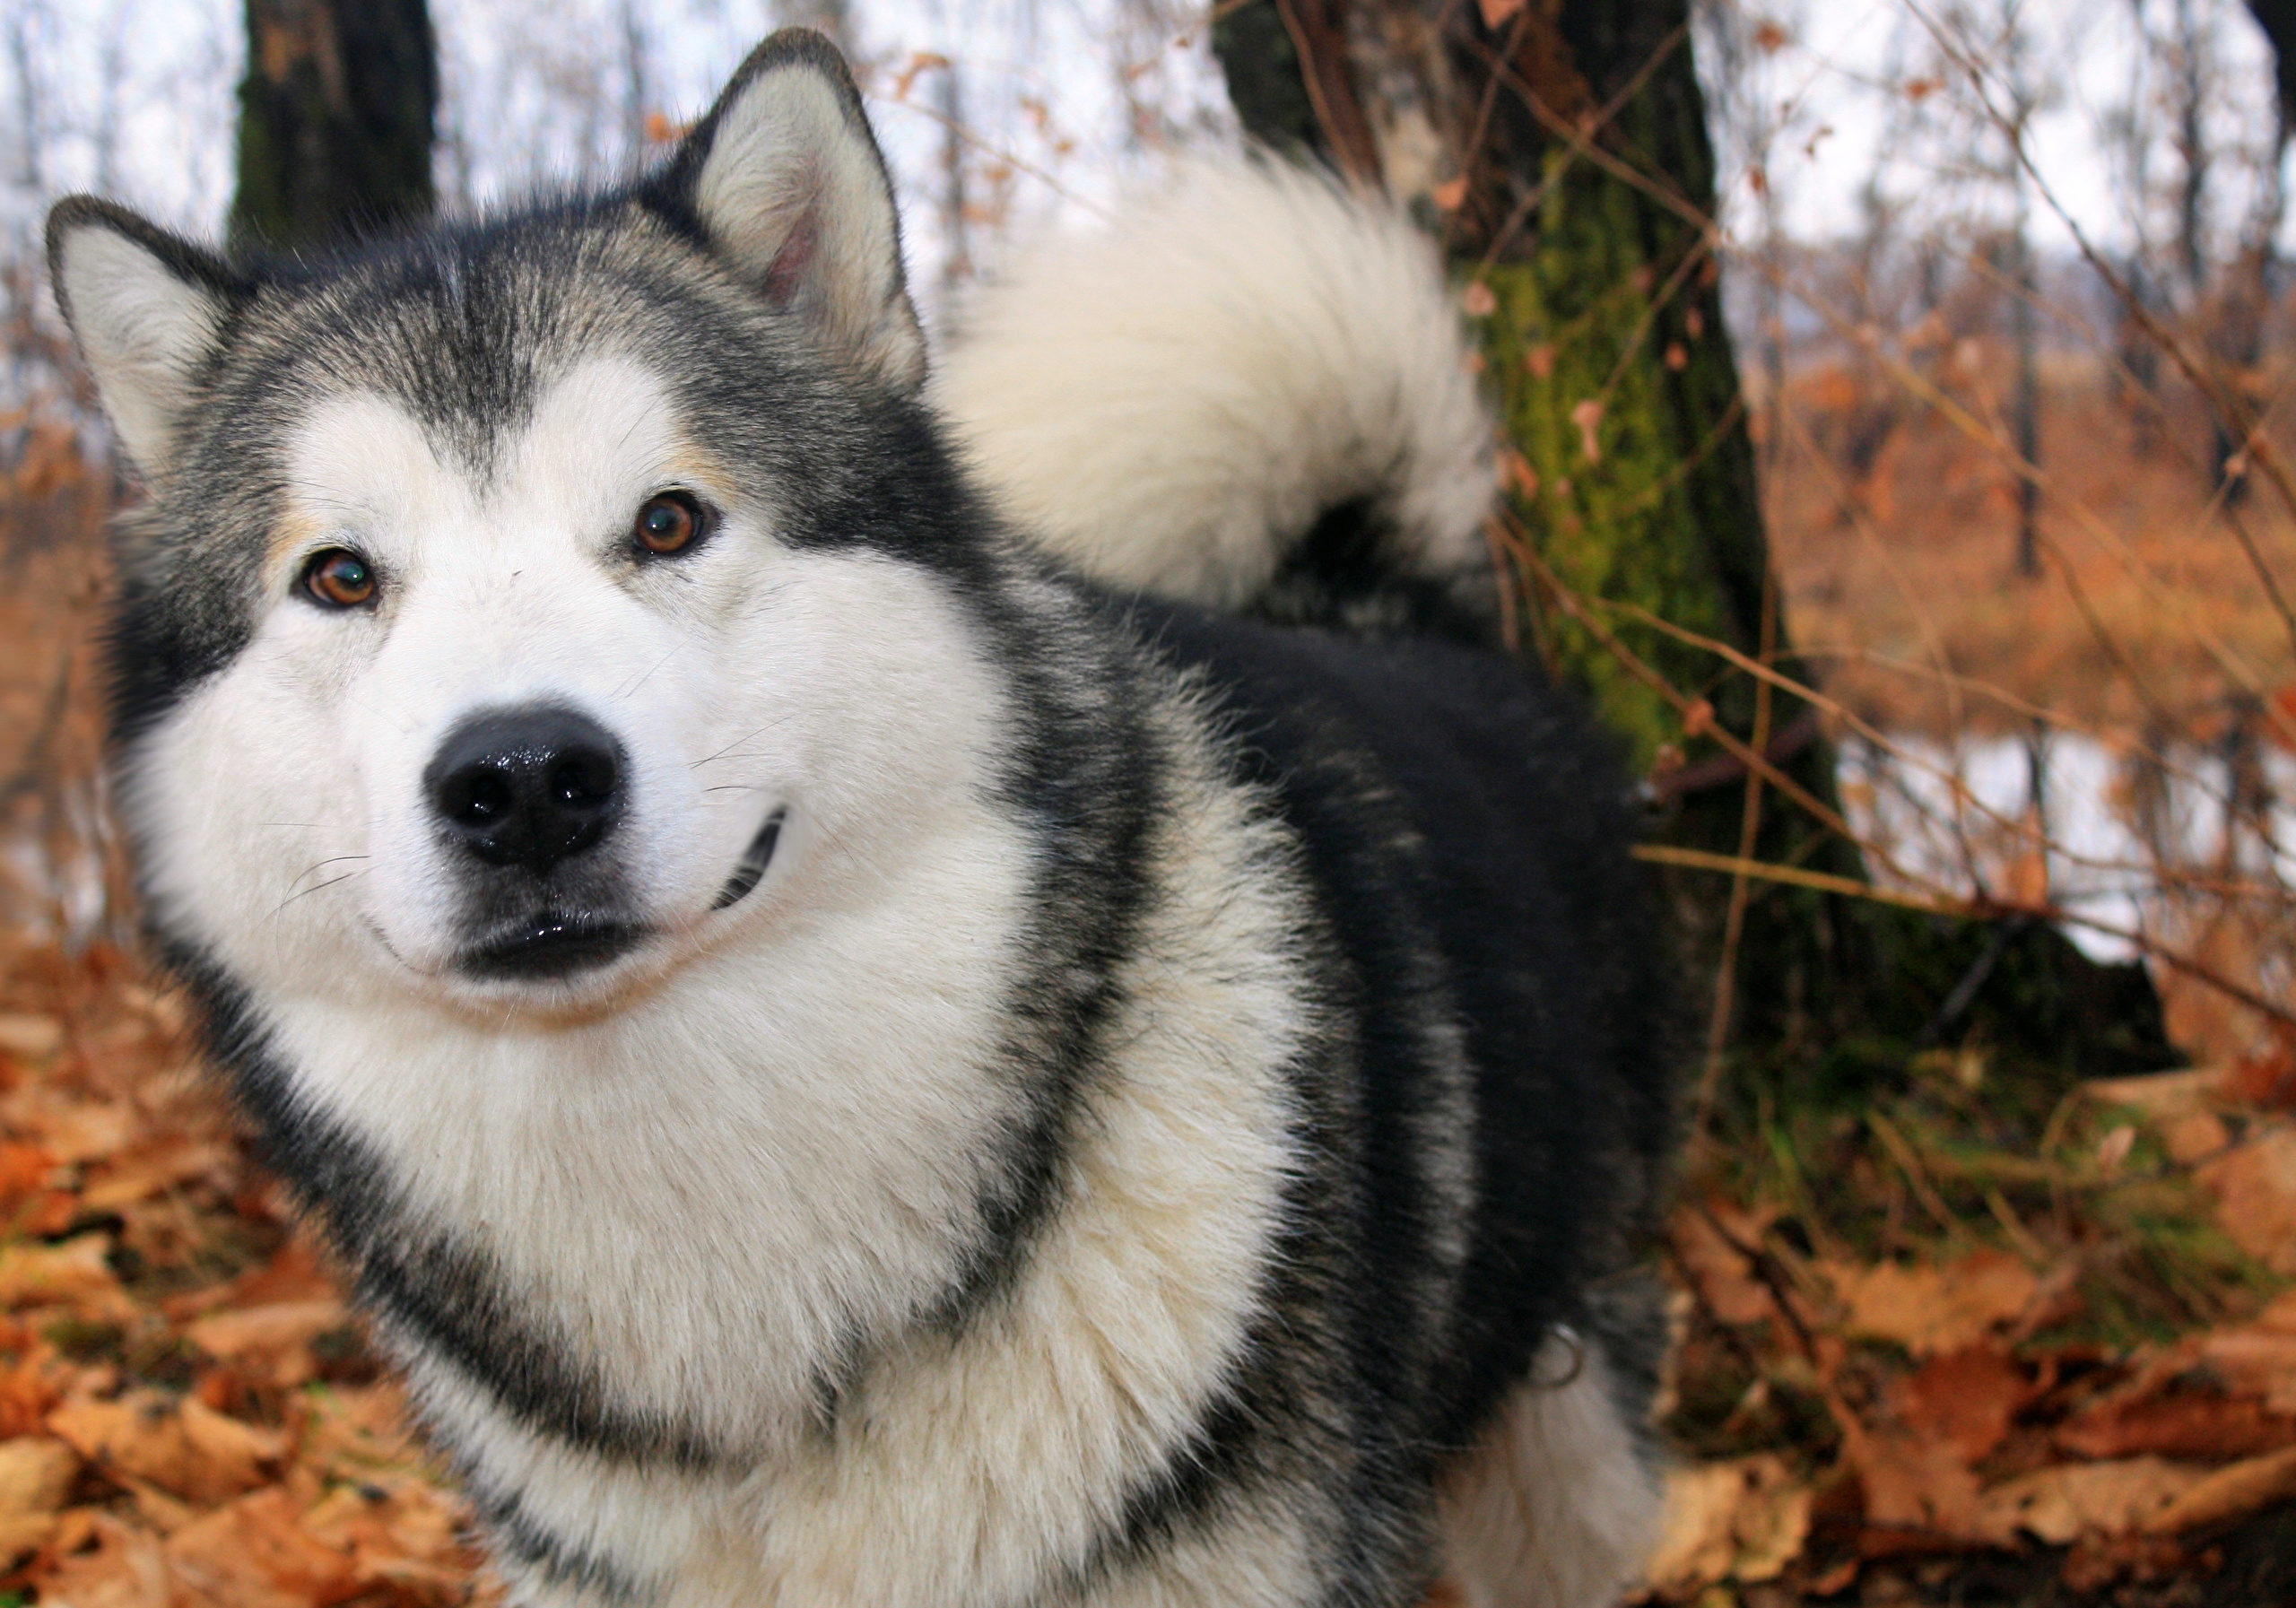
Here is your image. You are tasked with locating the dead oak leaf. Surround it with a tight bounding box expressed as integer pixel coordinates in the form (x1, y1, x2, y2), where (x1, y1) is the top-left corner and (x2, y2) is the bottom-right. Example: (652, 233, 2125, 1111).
(2199, 1326, 2296, 1416)
(81, 1137, 233, 1213)
(1979, 1457, 2205, 1545)
(1898, 1345, 2039, 1465)
(168, 1239, 339, 1323)
(1646, 1454, 1812, 1591)
(2198, 1126, 2296, 1276)
(0, 1233, 135, 1320)
(2058, 1383, 2296, 1462)
(0, 1435, 80, 1562)
(0, 1433, 78, 1514)
(1822, 1250, 2037, 1356)
(167, 1485, 361, 1608)
(2145, 1442, 2296, 1533)
(48, 1391, 284, 1506)
(26, 1510, 175, 1608)
(1670, 1205, 1779, 1328)
(187, 1301, 350, 1390)
(1838, 1412, 1997, 1547)
(303, 1476, 483, 1593)
(0, 1014, 63, 1061)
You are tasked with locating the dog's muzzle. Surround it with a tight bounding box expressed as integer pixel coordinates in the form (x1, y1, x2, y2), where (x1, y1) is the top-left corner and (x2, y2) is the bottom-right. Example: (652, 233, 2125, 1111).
(427, 704, 646, 980)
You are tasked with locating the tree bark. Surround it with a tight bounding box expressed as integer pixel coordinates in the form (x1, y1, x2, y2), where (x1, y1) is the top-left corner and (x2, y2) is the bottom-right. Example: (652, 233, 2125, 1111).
(1219, 0, 1841, 1039)
(2248, 0, 2296, 128)
(230, 0, 437, 252)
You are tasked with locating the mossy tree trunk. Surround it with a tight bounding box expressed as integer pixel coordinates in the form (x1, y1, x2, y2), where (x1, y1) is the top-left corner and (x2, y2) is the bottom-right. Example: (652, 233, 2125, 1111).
(1214, 0, 1851, 1056)
(230, 0, 437, 253)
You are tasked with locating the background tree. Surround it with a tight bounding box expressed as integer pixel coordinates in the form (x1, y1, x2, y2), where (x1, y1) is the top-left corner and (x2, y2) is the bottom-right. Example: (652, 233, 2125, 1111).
(230, 0, 437, 251)
(1212, 0, 2176, 1085)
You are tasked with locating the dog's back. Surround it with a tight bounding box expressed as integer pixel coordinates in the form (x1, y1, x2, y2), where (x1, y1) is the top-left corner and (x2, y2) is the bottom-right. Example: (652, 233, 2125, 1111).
(941, 162, 1678, 1606)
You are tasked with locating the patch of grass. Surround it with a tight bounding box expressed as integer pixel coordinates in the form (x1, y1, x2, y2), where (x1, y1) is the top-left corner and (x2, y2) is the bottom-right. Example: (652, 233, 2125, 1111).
(1702, 1035, 2284, 1354)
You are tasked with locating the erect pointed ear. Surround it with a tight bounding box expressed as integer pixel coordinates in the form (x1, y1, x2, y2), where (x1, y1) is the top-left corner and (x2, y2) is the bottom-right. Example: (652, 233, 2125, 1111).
(665, 30, 925, 394)
(46, 198, 239, 480)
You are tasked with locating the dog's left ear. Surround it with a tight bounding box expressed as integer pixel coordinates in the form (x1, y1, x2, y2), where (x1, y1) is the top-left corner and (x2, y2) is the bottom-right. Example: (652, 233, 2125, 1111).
(664, 30, 924, 394)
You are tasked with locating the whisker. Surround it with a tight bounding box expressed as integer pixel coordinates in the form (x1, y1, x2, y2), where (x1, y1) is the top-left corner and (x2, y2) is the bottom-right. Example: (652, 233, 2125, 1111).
(616, 648, 680, 701)
(287, 853, 372, 891)
(270, 867, 370, 919)
(691, 716, 794, 768)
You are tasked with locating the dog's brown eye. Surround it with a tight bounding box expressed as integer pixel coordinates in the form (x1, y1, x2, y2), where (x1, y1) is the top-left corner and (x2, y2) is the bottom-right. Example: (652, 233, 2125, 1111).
(303, 549, 377, 608)
(633, 491, 708, 556)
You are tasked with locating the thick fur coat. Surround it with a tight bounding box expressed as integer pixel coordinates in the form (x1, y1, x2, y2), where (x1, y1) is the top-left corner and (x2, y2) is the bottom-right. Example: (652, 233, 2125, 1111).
(47, 30, 1676, 1608)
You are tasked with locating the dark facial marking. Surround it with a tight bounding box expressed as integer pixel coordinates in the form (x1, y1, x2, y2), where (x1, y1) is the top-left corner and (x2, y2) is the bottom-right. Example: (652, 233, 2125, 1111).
(713, 807, 786, 909)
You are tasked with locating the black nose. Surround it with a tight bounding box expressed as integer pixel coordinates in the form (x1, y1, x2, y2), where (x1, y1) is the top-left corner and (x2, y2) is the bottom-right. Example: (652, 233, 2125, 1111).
(426, 707, 627, 874)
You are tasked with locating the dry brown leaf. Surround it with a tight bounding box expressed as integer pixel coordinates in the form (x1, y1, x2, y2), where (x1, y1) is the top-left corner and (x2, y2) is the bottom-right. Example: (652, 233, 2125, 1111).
(2199, 1126, 2296, 1275)
(0, 1013, 63, 1060)
(118, 1474, 196, 1536)
(1839, 1412, 1995, 1545)
(0, 1141, 56, 1204)
(1476, 0, 1526, 28)
(0, 1433, 79, 1513)
(167, 1485, 361, 1608)
(186, 1301, 348, 1389)
(2057, 1385, 2296, 1461)
(303, 1476, 480, 1592)
(2161, 1110, 2232, 1165)
(1979, 1457, 2205, 1544)
(2085, 1067, 2224, 1119)
(0, 1508, 60, 1563)
(2145, 1443, 2296, 1533)
(1898, 1345, 2037, 1464)
(27, 1100, 136, 1166)
(0, 1352, 67, 1439)
(30, 1510, 178, 1608)
(1671, 1207, 1778, 1327)
(1645, 1454, 1812, 1591)
(49, 1392, 284, 1506)
(82, 1137, 232, 1213)
(0, 1233, 134, 1318)
(1824, 1250, 2037, 1356)
(0, 1433, 78, 1561)
(2189, 1300, 2296, 1415)
(2246, 1289, 2296, 1332)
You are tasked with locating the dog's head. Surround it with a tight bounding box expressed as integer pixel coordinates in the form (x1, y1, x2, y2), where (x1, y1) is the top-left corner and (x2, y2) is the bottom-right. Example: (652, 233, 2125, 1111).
(48, 34, 1013, 1017)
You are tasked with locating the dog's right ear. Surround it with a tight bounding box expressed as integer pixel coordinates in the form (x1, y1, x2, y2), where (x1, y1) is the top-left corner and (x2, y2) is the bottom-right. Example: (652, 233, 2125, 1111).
(46, 198, 239, 481)
(657, 30, 926, 395)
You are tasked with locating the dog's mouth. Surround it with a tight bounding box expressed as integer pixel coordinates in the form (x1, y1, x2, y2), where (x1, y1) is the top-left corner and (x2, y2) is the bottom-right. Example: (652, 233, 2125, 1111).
(460, 912, 648, 981)
(713, 808, 787, 911)
(445, 809, 782, 982)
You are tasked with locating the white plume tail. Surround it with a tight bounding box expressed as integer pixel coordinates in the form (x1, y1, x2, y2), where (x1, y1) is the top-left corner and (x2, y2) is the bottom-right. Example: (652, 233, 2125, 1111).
(932, 158, 1498, 621)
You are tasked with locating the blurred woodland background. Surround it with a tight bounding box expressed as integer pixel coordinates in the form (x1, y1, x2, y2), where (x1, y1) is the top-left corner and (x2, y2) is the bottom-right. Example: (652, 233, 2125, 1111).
(4, 0, 2296, 1604)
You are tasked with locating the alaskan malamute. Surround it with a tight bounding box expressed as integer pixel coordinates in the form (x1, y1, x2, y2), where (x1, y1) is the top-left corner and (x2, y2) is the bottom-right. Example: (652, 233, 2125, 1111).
(48, 30, 1676, 1608)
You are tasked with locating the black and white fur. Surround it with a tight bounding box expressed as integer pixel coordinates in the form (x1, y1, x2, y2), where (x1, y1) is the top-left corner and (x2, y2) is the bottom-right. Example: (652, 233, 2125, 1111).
(48, 31, 1676, 1608)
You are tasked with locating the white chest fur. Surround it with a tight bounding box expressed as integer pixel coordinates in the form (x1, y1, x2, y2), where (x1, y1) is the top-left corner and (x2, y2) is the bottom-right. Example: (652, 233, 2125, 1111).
(260, 691, 1318, 1608)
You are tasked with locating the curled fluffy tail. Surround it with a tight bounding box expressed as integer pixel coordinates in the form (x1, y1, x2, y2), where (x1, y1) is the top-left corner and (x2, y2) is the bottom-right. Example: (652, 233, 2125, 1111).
(932, 158, 1499, 635)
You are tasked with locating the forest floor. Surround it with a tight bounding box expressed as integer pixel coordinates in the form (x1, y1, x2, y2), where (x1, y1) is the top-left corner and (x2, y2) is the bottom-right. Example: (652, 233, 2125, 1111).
(0, 930, 2292, 1604)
